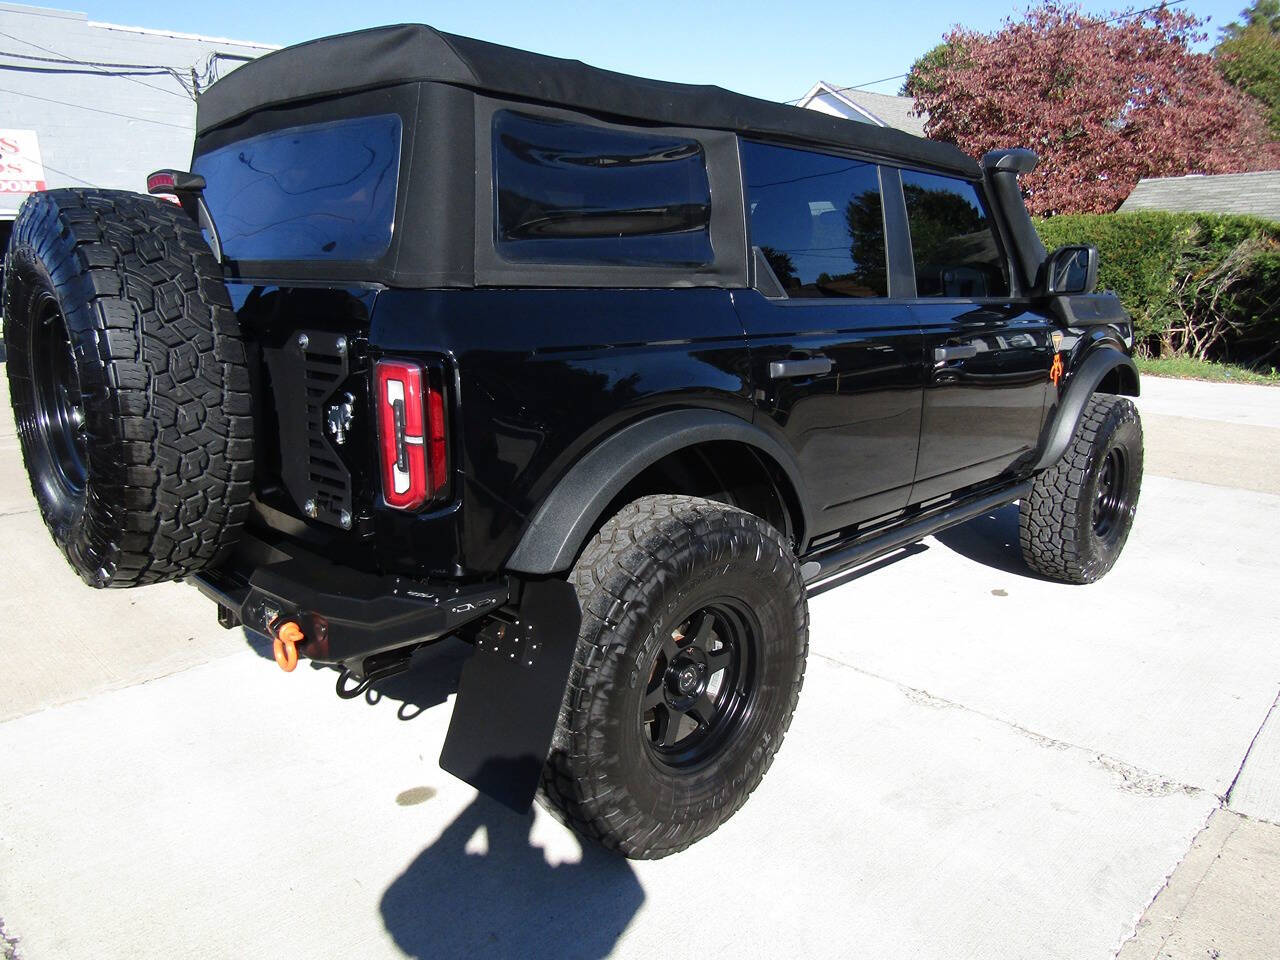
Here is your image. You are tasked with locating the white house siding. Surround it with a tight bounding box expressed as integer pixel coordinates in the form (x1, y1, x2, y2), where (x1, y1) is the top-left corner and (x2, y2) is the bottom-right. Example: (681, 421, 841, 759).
(0, 2, 274, 220)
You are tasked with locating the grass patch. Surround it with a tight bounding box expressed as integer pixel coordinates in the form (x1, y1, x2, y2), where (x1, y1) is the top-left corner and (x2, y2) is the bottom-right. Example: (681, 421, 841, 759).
(1136, 355, 1280, 385)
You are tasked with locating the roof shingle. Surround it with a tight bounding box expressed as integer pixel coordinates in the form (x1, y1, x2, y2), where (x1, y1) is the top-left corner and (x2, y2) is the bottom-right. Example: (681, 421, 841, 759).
(1118, 172, 1280, 222)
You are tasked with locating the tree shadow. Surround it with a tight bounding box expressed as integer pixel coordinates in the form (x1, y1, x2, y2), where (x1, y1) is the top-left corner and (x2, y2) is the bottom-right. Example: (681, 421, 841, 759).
(242, 629, 471, 720)
(931, 503, 1049, 580)
(381, 760, 645, 960)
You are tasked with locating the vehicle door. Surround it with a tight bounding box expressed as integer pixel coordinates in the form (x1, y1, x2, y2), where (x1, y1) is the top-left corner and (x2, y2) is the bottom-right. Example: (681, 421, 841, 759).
(732, 140, 925, 542)
(893, 168, 1055, 501)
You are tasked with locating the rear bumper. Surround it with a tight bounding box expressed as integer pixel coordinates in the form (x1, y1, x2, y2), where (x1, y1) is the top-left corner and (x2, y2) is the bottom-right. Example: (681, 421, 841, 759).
(193, 533, 508, 665)
(193, 531, 583, 813)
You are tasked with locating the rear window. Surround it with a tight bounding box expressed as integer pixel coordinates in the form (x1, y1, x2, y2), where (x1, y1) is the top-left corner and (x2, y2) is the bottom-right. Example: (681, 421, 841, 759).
(492, 110, 713, 266)
(193, 113, 401, 262)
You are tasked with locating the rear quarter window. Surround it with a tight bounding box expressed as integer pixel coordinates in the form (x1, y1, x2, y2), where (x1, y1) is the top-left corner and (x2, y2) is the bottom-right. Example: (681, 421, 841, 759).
(492, 111, 713, 267)
(192, 113, 402, 262)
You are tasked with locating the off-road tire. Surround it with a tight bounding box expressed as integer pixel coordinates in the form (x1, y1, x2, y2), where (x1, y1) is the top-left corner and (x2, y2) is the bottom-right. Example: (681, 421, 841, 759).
(539, 494, 808, 859)
(3, 189, 253, 587)
(1020, 394, 1143, 584)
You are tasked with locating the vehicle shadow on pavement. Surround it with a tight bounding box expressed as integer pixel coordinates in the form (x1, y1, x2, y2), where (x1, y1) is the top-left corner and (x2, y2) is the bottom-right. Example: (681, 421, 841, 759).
(242, 630, 471, 720)
(932, 504, 1048, 580)
(380, 767, 646, 960)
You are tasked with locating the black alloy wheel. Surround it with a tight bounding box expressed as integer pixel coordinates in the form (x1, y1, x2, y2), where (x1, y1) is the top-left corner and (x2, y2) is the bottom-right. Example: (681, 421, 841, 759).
(642, 600, 758, 769)
(29, 292, 89, 509)
(1091, 446, 1130, 544)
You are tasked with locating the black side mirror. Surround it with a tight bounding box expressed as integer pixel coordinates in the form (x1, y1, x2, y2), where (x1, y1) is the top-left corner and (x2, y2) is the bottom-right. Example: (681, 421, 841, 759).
(1040, 244, 1098, 297)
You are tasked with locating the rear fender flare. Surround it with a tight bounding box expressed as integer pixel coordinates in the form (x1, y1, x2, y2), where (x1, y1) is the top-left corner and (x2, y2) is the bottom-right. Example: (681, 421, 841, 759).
(1034, 347, 1139, 471)
(504, 409, 811, 574)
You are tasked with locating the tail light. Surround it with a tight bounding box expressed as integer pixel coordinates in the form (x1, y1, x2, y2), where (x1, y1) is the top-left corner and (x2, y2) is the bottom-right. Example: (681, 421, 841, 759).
(374, 359, 449, 510)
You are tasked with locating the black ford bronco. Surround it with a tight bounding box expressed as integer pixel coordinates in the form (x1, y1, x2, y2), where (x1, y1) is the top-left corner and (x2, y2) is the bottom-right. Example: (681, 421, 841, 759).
(3, 25, 1142, 858)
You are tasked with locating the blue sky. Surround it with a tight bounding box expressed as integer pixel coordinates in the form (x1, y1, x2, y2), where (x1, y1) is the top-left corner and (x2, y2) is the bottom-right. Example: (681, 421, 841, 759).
(75, 0, 1249, 102)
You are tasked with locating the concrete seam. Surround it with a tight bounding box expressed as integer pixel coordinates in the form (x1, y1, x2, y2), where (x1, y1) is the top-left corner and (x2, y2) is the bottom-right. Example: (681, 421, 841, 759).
(811, 650, 1211, 798)
(0, 646, 254, 726)
(1148, 842, 1219, 960)
(1115, 806, 1240, 959)
(1223, 686, 1280, 807)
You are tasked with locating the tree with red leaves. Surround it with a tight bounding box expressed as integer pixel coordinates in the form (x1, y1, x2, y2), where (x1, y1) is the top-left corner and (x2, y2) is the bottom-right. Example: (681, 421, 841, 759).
(904, 3, 1280, 215)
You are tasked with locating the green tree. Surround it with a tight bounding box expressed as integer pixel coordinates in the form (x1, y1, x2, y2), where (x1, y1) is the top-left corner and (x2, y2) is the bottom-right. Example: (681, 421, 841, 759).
(900, 41, 967, 97)
(1215, 1, 1280, 137)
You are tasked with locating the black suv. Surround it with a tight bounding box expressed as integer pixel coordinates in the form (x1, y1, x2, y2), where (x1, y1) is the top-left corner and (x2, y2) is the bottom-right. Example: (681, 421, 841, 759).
(3, 25, 1142, 858)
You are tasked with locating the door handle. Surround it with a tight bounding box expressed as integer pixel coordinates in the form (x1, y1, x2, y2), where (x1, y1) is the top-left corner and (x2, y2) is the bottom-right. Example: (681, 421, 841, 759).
(933, 344, 979, 363)
(769, 356, 834, 379)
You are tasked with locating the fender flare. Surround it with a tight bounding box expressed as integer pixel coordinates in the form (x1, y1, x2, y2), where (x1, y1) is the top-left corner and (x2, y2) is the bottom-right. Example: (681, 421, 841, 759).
(505, 409, 812, 574)
(1034, 346, 1139, 471)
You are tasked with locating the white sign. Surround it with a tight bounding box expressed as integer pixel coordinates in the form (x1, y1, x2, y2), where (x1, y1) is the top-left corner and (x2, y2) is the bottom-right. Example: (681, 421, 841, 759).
(0, 129, 47, 195)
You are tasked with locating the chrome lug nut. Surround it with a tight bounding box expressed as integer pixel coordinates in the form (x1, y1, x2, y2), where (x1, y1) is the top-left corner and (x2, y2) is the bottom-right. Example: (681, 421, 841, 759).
(339, 510, 352, 530)
(296, 332, 309, 350)
(303, 498, 317, 518)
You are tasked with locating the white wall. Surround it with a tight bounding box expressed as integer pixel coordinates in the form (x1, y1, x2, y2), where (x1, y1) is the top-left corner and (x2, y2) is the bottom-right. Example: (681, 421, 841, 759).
(0, 2, 274, 217)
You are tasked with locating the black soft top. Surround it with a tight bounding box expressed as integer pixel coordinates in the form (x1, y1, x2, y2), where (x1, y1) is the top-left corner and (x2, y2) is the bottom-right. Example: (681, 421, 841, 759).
(196, 24, 979, 178)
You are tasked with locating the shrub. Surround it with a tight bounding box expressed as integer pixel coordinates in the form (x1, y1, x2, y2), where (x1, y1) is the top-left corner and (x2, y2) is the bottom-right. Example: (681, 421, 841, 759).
(1034, 211, 1280, 363)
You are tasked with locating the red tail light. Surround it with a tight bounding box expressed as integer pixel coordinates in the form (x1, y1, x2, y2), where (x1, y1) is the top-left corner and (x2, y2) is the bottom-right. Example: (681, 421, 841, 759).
(374, 359, 448, 510)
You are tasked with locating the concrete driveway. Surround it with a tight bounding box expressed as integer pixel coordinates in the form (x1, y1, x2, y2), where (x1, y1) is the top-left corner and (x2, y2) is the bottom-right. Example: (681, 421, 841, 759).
(0, 374, 1277, 960)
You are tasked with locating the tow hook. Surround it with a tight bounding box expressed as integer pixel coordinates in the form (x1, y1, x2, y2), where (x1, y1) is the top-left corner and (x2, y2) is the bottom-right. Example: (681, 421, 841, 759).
(270, 619, 306, 672)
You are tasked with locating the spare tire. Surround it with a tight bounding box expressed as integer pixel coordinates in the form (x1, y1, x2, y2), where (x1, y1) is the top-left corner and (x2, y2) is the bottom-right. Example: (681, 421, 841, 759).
(3, 189, 253, 588)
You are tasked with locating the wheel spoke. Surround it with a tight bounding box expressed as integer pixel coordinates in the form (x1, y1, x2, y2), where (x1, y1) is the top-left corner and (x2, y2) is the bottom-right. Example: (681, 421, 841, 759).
(642, 683, 666, 710)
(654, 705, 685, 747)
(690, 694, 718, 728)
(706, 647, 732, 675)
(692, 612, 716, 647)
(662, 630, 685, 661)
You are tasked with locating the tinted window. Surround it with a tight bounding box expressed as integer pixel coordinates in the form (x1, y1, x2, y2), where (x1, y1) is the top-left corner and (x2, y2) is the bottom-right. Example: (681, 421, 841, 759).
(901, 171, 1008, 298)
(741, 140, 886, 298)
(493, 111, 713, 266)
(193, 114, 401, 262)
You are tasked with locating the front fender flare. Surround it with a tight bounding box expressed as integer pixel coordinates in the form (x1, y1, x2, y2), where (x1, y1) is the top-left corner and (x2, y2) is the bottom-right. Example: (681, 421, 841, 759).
(505, 409, 811, 574)
(1034, 347, 1139, 471)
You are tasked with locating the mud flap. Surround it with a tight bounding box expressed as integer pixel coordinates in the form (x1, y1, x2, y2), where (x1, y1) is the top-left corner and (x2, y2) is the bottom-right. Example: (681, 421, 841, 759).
(439, 578, 581, 812)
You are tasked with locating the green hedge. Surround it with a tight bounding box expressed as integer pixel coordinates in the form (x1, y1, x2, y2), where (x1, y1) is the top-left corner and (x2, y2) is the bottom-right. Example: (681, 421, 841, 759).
(1034, 211, 1280, 363)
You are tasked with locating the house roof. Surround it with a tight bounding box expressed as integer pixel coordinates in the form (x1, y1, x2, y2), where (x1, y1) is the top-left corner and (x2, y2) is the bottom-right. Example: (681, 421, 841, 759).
(197, 25, 978, 177)
(797, 82, 929, 138)
(1118, 171, 1280, 222)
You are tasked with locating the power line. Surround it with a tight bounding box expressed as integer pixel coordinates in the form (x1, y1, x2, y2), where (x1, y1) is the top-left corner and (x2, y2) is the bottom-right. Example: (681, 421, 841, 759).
(0, 49, 188, 71)
(33, 159, 101, 188)
(783, 0, 1192, 105)
(0, 86, 192, 130)
(0, 28, 194, 100)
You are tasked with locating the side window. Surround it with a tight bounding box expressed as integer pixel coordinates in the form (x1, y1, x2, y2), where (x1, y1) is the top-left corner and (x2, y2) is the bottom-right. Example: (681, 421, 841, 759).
(900, 170, 1009, 298)
(492, 111, 713, 266)
(740, 140, 886, 298)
